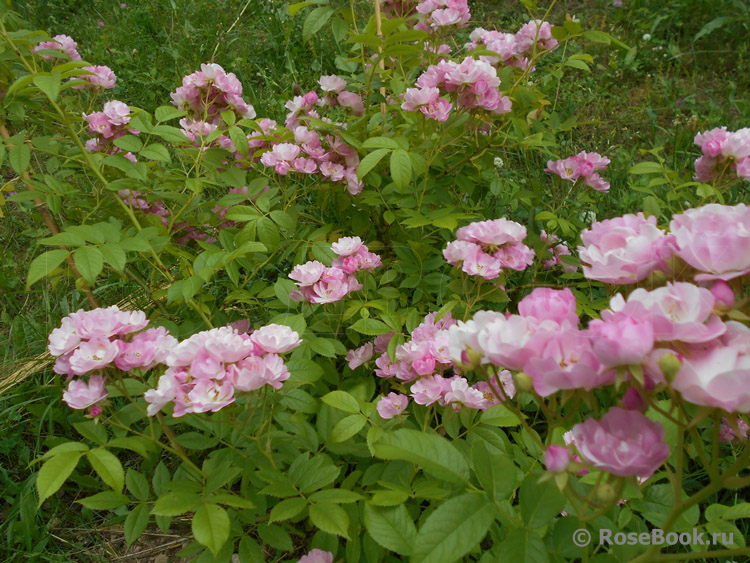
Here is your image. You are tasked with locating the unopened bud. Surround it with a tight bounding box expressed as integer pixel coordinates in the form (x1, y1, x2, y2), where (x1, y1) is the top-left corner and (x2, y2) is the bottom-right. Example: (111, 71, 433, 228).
(658, 353, 682, 382)
(596, 483, 617, 502)
(513, 371, 534, 393)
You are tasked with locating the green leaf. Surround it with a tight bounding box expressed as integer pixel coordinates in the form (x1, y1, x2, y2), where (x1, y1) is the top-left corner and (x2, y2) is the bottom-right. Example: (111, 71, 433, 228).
(363, 137, 400, 149)
(229, 125, 249, 157)
(411, 493, 496, 563)
(471, 441, 517, 500)
(113, 135, 143, 153)
(363, 504, 417, 556)
(497, 528, 550, 563)
(480, 404, 520, 427)
(87, 448, 125, 492)
(330, 413, 367, 443)
(37, 450, 83, 506)
(99, 243, 126, 272)
(302, 6, 335, 42)
(357, 148, 390, 180)
(210, 493, 255, 509)
(309, 337, 337, 358)
(289, 1, 324, 17)
(192, 503, 230, 556)
(564, 59, 590, 72)
(40, 231, 87, 246)
(124, 504, 150, 547)
(73, 246, 104, 285)
(151, 492, 201, 516)
(308, 489, 363, 504)
(582, 30, 611, 44)
(126, 470, 150, 501)
(629, 161, 664, 174)
(9, 142, 31, 175)
(73, 421, 108, 445)
(77, 491, 130, 510)
(721, 503, 750, 520)
(694, 16, 733, 42)
(350, 318, 392, 335)
(154, 105, 186, 122)
(309, 502, 350, 539)
(269, 497, 308, 523)
(27, 249, 69, 288)
(372, 429, 470, 484)
(390, 149, 412, 190)
(321, 390, 360, 413)
(520, 476, 566, 528)
(33, 71, 62, 101)
(140, 143, 171, 162)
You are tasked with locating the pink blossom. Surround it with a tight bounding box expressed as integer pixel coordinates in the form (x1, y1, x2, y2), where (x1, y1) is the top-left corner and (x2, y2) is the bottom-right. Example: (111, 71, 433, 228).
(443, 377, 490, 410)
(578, 212, 675, 284)
(410, 375, 450, 405)
(545, 445, 570, 472)
(377, 393, 409, 419)
(143, 372, 180, 416)
(346, 343, 374, 369)
(187, 379, 235, 413)
(69, 337, 119, 375)
(588, 306, 654, 367)
(401, 87, 440, 111)
(610, 282, 726, 343)
(518, 287, 579, 327)
(719, 417, 749, 443)
(75, 65, 117, 89)
(671, 321, 750, 412)
(63, 375, 108, 410)
(48, 317, 81, 357)
(420, 98, 453, 121)
(289, 261, 326, 286)
(337, 91, 365, 115)
(622, 388, 648, 412)
(319, 75, 347, 93)
(251, 324, 301, 353)
(34, 34, 81, 60)
(298, 549, 333, 563)
(710, 280, 736, 310)
(571, 407, 670, 479)
(670, 203, 750, 281)
(332, 236, 363, 256)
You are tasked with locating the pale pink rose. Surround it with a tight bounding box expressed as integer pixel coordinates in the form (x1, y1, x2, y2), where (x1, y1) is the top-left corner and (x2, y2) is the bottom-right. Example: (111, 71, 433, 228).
(115, 338, 156, 371)
(204, 327, 256, 363)
(48, 317, 81, 356)
(319, 75, 347, 93)
(710, 280, 736, 310)
(571, 407, 670, 478)
(545, 445, 570, 472)
(331, 236, 364, 256)
(309, 277, 351, 304)
(189, 351, 225, 380)
(289, 261, 326, 286)
(143, 371, 180, 416)
(187, 379, 235, 413)
(410, 375, 449, 405)
(443, 240, 480, 264)
(719, 417, 749, 442)
(76, 65, 117, 89)
(337, 91, 365, 115)
(69, 337, 119, 375)
(443, 377, 490, 410)
(401, 87, 441, 111)
(518, 288, 579, 327)
(578, 212, 675, 284)
(231, 356, 267, 392)
(272, 143, 300, 162)
(670, 203, 750, 281)
(456, 218, 527, 246)
(446, 319, 482, 365)
(478, 315, 558, 371)
(298, 549, 333, 563)
(671, 321, 750, 412)
(588, 306, 654, 367)
(103, 100, 131, 126)
(71, 306, 122, 339)
(251, 324, 301, 353)
(610, 282, 726, 343)
(374, 333, 395, 354)
(377, 392, 409, 419)
(260, 353, 290, 389)
(420, 98, 452, 122)
(34, 34, 81, 60)
(62, 375, 108, 410)
(412, 353, 437, 376)
(524, 330, 611, 396)
(346, 343, 374, 369)
(461, 250, 503, 279)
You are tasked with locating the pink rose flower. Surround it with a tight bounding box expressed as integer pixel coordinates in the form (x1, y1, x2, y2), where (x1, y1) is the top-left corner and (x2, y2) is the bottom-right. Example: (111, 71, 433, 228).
(545, 445, 570, 472)
(571, 407, 670, 478)
(62, 375, 108, 410)
(298, 550, 333, 563)
(518, 287, 579, 327)
(318, 74, 347, 93)
(376, 392, 409, 419)
(346, 342, 374, 369)
(671, 321, 750, 412)
(670, 203, 750, 281)
(588, 305, 654, 367)
(251, 324, 301, 353)
(578, 212, 675, 284)
(69, 337, 120, 375)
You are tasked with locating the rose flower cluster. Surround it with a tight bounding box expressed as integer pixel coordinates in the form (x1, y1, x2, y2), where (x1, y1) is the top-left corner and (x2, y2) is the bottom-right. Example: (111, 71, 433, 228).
(693, 126, 750, 183)
(144, 324, 301, 417)
(546, 150, 611, 193)
(465, 19, 559, 70)
(289, 236, 382, 304)
(34, 34, 117, 89)
(372, 312, 515, 419)
(443, 218, 535, 279)
(47, 306, 176, 415)
(83, 100, 139, 161)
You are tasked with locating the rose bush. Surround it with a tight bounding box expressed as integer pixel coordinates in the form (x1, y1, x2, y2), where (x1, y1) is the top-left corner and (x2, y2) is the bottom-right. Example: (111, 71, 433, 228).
(2, 0, 749, 561)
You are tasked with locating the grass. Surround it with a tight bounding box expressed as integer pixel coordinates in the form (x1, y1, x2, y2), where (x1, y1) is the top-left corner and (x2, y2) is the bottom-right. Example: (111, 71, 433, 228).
(1, 0, 748, 559)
